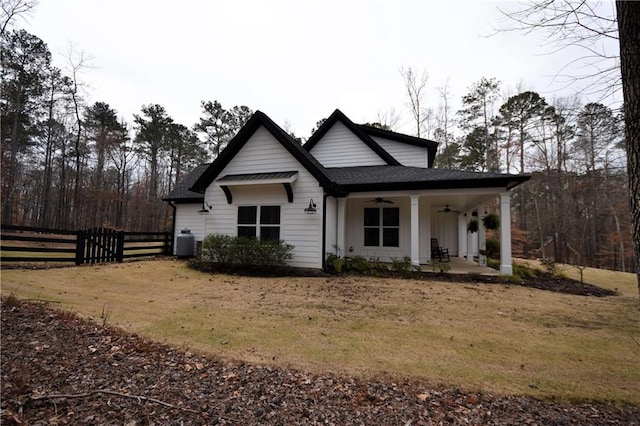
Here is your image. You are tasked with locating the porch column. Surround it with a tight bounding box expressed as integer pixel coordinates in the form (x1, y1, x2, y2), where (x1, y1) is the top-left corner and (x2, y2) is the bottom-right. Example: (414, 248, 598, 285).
(478, 205, 487, 266)
(499, 192, 513, 275)
(458, 214, 467, 258)
(424, 199, 432, 261)
(466, 211, 474, 263)
(410, 195, 420, 267)
(337, 198, 347, 255)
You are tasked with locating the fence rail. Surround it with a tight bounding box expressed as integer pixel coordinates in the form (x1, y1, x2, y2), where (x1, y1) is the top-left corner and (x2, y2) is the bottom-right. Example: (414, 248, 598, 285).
(1, 224, 172, 266)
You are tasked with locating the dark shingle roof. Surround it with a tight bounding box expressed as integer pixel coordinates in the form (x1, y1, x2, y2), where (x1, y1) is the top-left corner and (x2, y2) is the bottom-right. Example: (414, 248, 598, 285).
(324, 166, 530, 191)
(163, 163, 211, 202)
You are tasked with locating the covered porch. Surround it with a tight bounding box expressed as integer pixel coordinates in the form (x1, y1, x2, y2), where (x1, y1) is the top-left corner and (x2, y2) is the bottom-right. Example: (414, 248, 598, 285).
(325, 189, 515, 275)
(421, 255, 501, 276)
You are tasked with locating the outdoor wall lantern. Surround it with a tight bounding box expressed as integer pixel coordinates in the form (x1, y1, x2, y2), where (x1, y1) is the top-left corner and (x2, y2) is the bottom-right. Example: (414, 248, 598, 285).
(198, 201, 213, 215)
(304, 199, 317, 214)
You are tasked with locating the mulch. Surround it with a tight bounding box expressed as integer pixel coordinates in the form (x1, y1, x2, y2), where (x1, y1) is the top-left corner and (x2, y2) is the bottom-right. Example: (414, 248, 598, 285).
(2, 297, 638, 425)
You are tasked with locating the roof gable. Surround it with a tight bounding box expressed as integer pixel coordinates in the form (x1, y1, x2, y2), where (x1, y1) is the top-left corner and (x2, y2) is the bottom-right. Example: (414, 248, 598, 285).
(356, 124, 438, 167)
(190, 111, 344, 196)
(303, 109, 401, 166)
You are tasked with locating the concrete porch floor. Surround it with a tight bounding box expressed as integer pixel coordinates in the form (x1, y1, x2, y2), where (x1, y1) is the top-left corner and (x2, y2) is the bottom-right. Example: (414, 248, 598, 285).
(421, 256, 500, 276)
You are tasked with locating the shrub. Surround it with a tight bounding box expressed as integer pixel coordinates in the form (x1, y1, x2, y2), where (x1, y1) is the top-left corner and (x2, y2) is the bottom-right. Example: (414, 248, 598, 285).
(325, 252, 345, 273)
(430, 259, 451, 273)
(200, 234, 293, 268)
(345, 255, 371, 273)
(201, 234, 234, 264)
(511, 262, 538, 280)
(485, 238, 500, 258)
(390, 256, 419, 277)
(368, 257, 389, 274)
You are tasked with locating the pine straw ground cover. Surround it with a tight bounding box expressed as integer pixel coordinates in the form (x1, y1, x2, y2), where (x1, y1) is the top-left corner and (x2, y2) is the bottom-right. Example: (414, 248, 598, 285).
(1, 259, 639, 424)
(2, 297, 639, 425)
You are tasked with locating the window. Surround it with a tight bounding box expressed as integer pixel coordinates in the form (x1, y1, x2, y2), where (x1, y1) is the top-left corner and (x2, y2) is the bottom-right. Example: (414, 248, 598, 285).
(364, 207, 399, 247)
(237, 205, 280, 240)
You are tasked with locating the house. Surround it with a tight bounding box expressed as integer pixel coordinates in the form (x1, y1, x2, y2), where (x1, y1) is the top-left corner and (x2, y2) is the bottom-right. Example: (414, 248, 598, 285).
(163, 109, 529, 274)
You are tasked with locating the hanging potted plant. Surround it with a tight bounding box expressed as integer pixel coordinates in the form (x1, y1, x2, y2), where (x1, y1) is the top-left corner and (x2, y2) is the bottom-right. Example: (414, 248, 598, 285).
(467, 219, 479, 233)
(482, 213, 500, 230)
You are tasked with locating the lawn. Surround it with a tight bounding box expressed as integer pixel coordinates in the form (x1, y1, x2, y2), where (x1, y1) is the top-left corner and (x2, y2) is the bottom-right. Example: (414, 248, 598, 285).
(1, 259, 638, 404)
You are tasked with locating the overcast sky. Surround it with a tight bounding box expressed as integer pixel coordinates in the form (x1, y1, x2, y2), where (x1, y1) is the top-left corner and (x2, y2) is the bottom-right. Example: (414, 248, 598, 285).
(22, 0, 620, 138)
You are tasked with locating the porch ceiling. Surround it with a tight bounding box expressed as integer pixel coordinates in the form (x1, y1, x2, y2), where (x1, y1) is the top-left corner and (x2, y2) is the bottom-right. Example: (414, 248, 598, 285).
(344, 192, 501, 213)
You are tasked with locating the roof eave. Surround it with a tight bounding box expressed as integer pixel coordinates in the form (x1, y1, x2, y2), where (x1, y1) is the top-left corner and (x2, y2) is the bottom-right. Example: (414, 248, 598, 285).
(339, 176, 530, 193)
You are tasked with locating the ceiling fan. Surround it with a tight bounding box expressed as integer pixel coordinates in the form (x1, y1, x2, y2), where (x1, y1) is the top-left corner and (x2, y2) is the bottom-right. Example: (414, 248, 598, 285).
(367, 197, 394, 204)
(438, 205, 460, 213)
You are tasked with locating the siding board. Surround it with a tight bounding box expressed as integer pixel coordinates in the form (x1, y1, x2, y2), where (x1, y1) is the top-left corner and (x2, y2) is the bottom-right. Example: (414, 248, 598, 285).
(309, 122, 387, 167)
(372, 136, 429, 168)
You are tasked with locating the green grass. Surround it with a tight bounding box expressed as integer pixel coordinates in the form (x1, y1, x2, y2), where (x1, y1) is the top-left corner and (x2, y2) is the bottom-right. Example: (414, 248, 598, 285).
(1, 259, 639, 404)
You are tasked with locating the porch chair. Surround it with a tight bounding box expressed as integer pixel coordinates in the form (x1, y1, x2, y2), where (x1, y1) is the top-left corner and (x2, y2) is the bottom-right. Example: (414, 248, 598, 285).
(430, 238, 450, 262)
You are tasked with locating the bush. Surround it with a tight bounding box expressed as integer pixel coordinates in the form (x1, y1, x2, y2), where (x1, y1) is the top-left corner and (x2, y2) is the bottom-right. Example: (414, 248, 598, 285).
(200, 234, 293, 268)
(430, 259, 451, 273)
(485, 238, 500, 258)
(511, 262, 538, 280)
(345, 255, 371, 273)
(390, 256, 419, 277)
(325, 252, 345, 273)
(201, 234, 234, 264)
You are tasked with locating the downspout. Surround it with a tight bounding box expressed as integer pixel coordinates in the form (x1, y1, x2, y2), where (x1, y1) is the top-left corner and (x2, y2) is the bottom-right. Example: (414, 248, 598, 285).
(169, 201, 177, 256)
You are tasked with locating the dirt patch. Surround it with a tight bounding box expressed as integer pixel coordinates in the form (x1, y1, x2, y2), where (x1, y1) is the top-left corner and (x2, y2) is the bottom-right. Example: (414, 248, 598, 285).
(2, 298, 637, 425)
(189, 260, 618, 298)
(418, 271, 618, 297)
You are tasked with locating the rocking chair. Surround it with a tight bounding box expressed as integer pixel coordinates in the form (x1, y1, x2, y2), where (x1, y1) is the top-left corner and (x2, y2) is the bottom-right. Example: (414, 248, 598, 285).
(430, 238, 450, 262)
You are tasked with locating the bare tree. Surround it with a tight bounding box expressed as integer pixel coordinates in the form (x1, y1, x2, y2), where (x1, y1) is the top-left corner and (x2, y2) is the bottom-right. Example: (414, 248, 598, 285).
(375, 108, 401, 131)
(496, 0, 620, 100)
(1, 0, 37, 36)
(63, 44, 92, 226)
(497, 0, 639, 297)
(400, 66, 432, 138)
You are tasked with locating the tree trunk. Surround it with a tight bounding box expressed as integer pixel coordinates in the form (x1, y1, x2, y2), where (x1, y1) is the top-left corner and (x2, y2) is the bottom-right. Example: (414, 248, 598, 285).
(3, 90, 24, 225)
(616, 1, 640, 301)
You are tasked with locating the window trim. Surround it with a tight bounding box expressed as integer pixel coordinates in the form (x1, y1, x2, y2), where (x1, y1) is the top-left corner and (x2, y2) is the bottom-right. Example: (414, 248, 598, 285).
(364, 206, 400, 248)
(237, 205, 281, 241)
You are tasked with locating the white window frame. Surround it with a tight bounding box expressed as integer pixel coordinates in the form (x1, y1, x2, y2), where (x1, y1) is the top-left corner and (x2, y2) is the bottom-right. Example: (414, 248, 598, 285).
(237, 205, 281, 240)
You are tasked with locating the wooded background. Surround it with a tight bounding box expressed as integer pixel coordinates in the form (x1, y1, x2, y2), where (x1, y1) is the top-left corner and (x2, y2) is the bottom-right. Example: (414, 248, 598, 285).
(1, 26, 634, 273)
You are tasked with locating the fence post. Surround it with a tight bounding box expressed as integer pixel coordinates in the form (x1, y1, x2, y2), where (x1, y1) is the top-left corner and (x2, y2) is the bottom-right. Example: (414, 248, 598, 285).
(116, 231, 125, 262)
(165, 231, 172, 255)
(75, 230, 86, 265)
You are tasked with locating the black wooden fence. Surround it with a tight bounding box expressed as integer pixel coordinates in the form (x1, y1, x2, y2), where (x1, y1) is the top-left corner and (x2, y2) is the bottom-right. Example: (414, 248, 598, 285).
(1, 224, 172, 266)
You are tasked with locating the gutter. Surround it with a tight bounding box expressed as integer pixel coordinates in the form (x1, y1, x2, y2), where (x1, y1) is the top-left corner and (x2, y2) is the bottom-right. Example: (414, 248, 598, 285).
(168, 201, 177, 256)
(321, 193, 328, 270)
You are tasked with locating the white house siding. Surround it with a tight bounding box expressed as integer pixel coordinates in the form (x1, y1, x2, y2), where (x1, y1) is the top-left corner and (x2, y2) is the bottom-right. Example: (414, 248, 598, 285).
(309, 122, 387, 167)
(203, 126, 324, 269)
(430, 210, 459, 256)
(173, 204, 206, 255)
(371, 136, 429, 168)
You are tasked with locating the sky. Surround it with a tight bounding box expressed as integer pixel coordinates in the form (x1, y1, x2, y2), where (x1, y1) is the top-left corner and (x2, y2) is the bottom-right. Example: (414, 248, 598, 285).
(19, 0, 621, 139)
